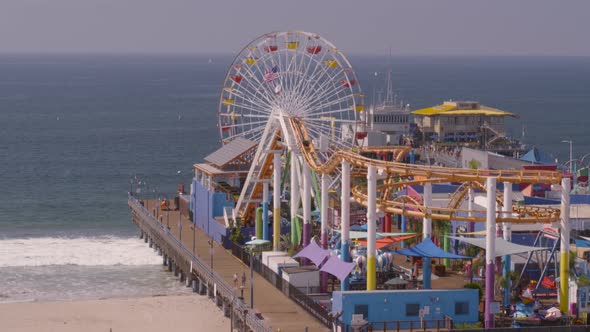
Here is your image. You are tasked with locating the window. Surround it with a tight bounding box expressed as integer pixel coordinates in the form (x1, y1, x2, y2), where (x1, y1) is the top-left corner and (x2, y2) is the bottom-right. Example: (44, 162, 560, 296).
(455, 301, 469, 315)
(406, 303, 420, 317)
(354, 304, 369, 319)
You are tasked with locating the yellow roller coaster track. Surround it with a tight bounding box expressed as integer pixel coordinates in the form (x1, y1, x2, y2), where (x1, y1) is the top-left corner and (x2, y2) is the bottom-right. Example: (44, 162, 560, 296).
(289, 118, 562, 224)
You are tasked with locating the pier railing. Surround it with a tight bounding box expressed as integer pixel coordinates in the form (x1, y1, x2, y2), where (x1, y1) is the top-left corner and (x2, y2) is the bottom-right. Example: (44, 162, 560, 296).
(232, 242, 333, 328)
(129, 196, 271, 332)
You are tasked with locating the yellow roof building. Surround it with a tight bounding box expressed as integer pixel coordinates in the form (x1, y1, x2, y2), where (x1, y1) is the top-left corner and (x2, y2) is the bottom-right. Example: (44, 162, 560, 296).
(411, 101, 517, 144)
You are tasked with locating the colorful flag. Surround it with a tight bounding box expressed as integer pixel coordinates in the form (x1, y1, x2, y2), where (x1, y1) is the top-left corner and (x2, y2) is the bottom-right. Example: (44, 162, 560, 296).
(263, 66, 279, 82)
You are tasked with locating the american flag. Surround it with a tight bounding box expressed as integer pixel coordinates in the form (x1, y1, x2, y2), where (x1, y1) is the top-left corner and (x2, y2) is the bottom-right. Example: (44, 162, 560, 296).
(263, 66, 279, 82)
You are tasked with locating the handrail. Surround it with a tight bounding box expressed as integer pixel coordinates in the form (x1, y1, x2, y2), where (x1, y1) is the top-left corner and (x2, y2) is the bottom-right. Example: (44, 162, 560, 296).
(129, 196, 271, 332)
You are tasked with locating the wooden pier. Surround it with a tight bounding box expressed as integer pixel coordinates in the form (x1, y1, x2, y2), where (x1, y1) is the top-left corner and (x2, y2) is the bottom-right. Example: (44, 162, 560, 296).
(128, 196, 329, 332)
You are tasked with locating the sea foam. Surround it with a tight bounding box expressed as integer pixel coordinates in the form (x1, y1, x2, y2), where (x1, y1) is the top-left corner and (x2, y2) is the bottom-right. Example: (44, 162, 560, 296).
(0, 236, 161, 267)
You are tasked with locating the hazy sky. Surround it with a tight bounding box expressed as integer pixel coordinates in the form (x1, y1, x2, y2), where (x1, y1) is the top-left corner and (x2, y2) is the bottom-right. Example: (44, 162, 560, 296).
(1, 0, 589, 55)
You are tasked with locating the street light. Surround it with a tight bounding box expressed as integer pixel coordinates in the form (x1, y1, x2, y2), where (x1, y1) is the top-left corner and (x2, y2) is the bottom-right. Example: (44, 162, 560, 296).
(561, 139, 573, 174)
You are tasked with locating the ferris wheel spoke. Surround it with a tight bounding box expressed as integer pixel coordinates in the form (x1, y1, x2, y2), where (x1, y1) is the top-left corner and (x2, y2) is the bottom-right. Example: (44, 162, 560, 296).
(226, 87, 273, 112)
(305, 95, 354, 116)
(299, 69, 347, 109)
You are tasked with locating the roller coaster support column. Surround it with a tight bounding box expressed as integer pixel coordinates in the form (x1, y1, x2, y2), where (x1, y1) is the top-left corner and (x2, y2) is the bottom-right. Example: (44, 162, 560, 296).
(484, 177, 497, 329)
(290, 153, 300, 246)
(401, 215, 407, 248)
(422, 182, 432, 290)
(468, 188, 475, 233)
(560, 177, 571, 314)
(341, 160, 351, 291)
(502, 182, 513, 307)
(366, 165, 377, 291)
(320, 173, 329, 292)
(302, 163, 312, 250)
(384, 214, 392, 233)
(263, 181, 269, 241)
(273, 152, 281, 251)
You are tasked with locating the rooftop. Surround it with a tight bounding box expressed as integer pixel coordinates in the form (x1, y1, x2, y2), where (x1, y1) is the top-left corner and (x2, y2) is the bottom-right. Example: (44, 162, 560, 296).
(412, 100, 517, 117)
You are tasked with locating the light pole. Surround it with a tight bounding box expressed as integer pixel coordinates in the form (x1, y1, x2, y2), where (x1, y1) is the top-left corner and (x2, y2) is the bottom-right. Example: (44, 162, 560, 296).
(562, 139, 573, 174)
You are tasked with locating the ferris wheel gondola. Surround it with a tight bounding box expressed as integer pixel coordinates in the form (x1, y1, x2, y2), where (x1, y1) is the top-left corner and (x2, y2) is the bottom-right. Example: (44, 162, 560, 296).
(218, 31, 364, 161)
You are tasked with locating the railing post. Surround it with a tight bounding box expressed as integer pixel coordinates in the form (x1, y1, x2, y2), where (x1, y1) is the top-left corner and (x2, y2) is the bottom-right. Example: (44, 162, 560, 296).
(396, 321, 399, 332)
(410, 320, 413, 332)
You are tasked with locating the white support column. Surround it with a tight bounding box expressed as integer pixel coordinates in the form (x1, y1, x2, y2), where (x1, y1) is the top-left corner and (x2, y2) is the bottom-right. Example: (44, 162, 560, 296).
(302, 163, 312, 248)
(560, 177, 571, 314)
(321, 173, 329, 248)
(290, 154, 300, 246)
(484, 177, 497, 329)
(502, 181, 513, 306)
(273, 152, 281, 251)
(366, 165, 377, 291)
(422, 182, 433, 289)
(320, 172, 329, 292)
(262, 181, 269, 241)
(468, 187, 475, 232)
(341, 160, 351, 291)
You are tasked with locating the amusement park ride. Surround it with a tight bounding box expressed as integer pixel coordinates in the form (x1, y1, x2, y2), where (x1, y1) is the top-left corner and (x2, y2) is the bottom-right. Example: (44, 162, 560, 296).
(215, 31, 571, 328)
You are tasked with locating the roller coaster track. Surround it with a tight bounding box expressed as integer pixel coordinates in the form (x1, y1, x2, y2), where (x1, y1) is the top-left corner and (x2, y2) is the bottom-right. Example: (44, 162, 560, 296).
(289, 118, 562, 224)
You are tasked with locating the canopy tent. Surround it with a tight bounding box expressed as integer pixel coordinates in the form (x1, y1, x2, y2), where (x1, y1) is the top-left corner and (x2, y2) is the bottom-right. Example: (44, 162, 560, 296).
(417, 274, 439, 281)
(356, 235, 418, 249)
(384, 277, 408, 286)
(574, 238, 590, 248)
(519, 147, 556, 165)
(456, 230, 487, 236)
(319, 255, 357, 281)
(580, 236, 590, 242)
(394, 238, 471, 259)
(448, 236, 550, 257)
(245, 239, 271, 245)
(292, 241, 330, 266)
(331, 229, 414, 240)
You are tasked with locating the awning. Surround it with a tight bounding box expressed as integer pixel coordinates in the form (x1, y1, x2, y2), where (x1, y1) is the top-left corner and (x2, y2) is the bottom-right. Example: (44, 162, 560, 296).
(332, 229, 414, 240)
(292, 241, 330, 266)
(319, 255, 356, 281)
(448, 236, 550, 257)
(357, 235, 418, 249)
(456, 230, 487, 236)
(394, 238, 471, 259)
(575, 238, 590, 248)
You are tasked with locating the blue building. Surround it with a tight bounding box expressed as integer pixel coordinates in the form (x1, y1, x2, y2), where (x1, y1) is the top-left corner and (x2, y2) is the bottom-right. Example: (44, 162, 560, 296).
(332, 289, 479, 329)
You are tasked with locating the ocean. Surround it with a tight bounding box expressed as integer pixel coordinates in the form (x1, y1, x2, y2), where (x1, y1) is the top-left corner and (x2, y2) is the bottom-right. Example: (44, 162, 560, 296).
(0, 54, 588, 302)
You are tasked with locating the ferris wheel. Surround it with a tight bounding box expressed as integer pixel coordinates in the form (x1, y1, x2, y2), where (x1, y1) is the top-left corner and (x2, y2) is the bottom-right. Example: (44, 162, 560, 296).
(218, 31, 364, 159)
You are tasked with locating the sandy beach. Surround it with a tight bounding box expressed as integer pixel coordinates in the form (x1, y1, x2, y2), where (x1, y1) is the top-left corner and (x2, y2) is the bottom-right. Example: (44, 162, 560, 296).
(0, 294, 230, 332)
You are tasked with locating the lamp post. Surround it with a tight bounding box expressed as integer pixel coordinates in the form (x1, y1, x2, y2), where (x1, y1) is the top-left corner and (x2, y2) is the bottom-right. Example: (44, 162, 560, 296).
(561, 139, 573, 174)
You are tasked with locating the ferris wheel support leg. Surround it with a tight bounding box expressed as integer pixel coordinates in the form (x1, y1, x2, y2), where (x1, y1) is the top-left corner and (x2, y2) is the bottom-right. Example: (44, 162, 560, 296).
(320, 173, 329, 292)
(273, 152, 281, 251)
(341, 160, 351, 291)
(560, 178, 571, 314)
(263, 181, 269, 241)
(485, 177, 497, 329)
(366, 165, 377, 291)
(422, 182, 433, 290)
(502, 182, 513, 307)
(290, 153, 300, 247)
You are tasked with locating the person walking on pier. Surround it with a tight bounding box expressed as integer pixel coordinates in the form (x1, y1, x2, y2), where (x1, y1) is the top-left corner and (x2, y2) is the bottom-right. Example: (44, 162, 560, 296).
(241, 271, 246, 288)
(233, 272, 238, 288)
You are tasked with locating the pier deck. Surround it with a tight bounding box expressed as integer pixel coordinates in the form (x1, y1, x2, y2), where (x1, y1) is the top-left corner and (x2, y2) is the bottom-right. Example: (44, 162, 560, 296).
(130, 197, 329, 332)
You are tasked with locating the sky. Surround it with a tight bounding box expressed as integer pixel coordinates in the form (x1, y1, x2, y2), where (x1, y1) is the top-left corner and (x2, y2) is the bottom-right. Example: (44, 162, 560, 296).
(1, 0, 589, 56)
